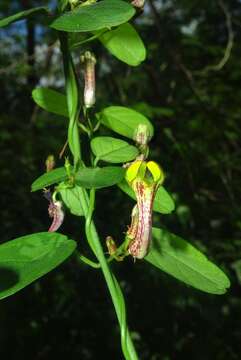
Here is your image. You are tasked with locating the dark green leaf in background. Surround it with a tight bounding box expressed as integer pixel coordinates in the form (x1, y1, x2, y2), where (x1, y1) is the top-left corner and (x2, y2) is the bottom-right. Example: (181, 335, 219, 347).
(0, 7, 48, 28)
(0, 232, 76, 300)
(50, 0, 135, 32)
(100, 23, 146, 66)
(99, 106, 154, 140)
(145, 227, 230, 294)
(32, 88, 68, 117)
(91, 136, 139, 163)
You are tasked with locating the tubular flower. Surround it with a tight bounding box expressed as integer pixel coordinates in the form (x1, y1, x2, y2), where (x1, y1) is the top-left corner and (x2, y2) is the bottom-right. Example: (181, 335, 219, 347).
(81, 51, 96, 108)
(48, 201, 64, 232)
(44, 190, 64, 232)
(125, 160, 164, 259)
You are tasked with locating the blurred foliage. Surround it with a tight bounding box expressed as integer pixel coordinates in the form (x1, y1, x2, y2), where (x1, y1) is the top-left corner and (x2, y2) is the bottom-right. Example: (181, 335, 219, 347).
(0, 0, 241, 359)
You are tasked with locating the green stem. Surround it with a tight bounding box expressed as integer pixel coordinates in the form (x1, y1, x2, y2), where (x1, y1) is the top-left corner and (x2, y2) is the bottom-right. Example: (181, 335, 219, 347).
(80, 188, 139, 360)
(77, 253, 101, 268)
(60, 31, 139, 360)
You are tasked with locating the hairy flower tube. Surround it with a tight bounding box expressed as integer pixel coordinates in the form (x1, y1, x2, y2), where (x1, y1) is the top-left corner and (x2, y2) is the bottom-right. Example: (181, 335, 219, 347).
(125, 160, 164, 259)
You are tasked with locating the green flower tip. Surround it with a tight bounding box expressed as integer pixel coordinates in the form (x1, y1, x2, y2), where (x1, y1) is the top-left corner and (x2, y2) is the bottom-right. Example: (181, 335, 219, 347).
(125, 160, 164, 186)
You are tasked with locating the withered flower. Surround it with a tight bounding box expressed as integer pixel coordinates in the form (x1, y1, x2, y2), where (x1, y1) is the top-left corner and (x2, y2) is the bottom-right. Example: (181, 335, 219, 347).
(44, 190, 64, 232)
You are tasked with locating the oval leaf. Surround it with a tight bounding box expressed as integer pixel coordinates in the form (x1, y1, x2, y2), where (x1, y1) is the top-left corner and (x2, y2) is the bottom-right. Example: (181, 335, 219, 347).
(118, 180, 175, 214)
(76, 166, 125, 189)
(50, 0, 135, 32)
(100, 23, 146, 66)
(0, 7, 48, 28)
(99, 106, 154, 140)
(31, 167, 68, 192)
(154, 187, 175, 214)
(32, 88, 68, 117)
(60, 185, 84, 217)
(0, 232, 76, 300)
(91, 136, 139, 163)
(145, 227, 230, 294)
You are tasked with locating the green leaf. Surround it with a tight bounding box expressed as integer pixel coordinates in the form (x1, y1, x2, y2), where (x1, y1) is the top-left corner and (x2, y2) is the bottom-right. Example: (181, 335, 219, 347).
(99, 106, 154, 140)
(50, 0, 135, 32)
(118, 180, 175, 214)
(76, 166, 125, 189)
(32, 88, 68, 117)
(91, 136, 139, 163)
(99, 23, 146, 66)
(153, 187, 175, 214)
(60, 185, 84, 217)
(31, 167, 68, 192)
(145, 227, 230, 294)
(0, 7, 48, 28)
(0, 232, 76, 300)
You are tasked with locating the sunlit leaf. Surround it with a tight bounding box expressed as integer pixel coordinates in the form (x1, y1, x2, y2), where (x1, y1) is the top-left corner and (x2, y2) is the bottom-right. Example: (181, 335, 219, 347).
(31, 168, 68, 192)
(99, 106, 154, 140)
(0, 232, 76, 300)
(91, 136, 138, 163)
(50, 0, 135, 32)
(100, 23, 146, 66)
(32, 88, 68, 117)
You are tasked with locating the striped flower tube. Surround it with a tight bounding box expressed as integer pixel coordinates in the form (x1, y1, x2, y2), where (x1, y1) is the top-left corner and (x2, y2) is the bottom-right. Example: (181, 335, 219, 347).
(125, 160, 164, 259)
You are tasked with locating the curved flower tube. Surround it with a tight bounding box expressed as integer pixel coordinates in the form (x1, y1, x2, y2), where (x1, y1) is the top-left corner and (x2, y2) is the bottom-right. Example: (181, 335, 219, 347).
(48, 200, 64, 232)
(44, 190, 64, 232)
(125, 160, 164, 259)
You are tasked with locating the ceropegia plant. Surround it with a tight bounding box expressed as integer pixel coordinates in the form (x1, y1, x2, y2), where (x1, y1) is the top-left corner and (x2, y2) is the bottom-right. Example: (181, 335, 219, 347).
(0, 1, 230, 359)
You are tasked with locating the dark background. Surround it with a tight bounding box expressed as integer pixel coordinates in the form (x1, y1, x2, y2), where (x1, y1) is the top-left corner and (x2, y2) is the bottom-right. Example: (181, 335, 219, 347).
(0, 0, 241, 359)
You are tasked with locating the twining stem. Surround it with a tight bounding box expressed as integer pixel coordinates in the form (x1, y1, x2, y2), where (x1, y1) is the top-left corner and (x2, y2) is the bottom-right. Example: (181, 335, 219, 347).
(81, 188, 138, 360)
(60, 31, 139, 360)
(78, 254, 100, 268)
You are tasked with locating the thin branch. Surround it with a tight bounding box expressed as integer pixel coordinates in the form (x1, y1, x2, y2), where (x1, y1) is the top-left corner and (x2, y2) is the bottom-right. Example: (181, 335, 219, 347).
(148, 0, 210, 111)
(0, 41, 58, 75)
(195, 0, 234, 75)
